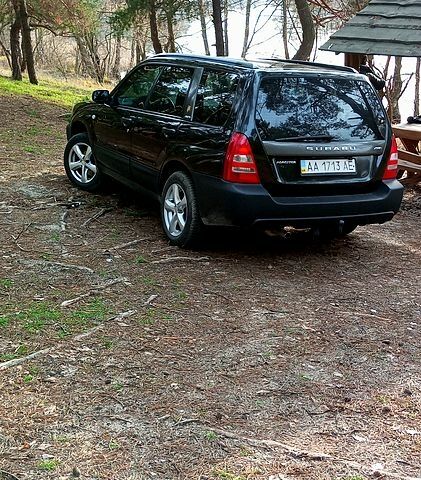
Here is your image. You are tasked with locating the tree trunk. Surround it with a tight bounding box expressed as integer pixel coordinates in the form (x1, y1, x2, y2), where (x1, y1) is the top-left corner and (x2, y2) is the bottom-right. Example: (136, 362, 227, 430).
(112, 34, 121, 79)
(166, 11, 176, 52)
(130, 34, 136, 67)
(18, 0, 37, 84)
(198, 0, 210, 55)
(223, 0, 229, 56)
(282, 0, 290, 59)
(292, 0, 315, 60)
(415, 57, 420, 116)
(0, 39, 12, 70)
(75, 36, 95, 78)
(389, 56, 402, 124)
(241, 0, 251, 58)
(20, 36, 26, 72)
(10, 0, 22, 80)
(149, 1, 163, 54)
(212, 0, 225, 56)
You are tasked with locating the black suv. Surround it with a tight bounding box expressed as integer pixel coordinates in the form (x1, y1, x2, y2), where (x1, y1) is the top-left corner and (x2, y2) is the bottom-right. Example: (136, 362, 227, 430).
(64, 53, 403, 247)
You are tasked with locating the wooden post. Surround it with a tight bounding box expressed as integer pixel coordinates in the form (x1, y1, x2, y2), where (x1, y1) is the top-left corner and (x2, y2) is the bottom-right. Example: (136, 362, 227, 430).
(344, 53, 364, 71)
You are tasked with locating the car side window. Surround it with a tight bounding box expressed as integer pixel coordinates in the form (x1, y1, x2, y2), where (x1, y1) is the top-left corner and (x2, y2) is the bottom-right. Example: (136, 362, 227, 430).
(147, 66, 194, 116)
(193, 70, 239, 126)
(114, 65, 161, 108)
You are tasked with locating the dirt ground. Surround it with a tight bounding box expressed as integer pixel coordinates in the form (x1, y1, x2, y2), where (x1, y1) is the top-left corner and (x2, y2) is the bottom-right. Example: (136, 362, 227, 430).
(0, 94, 420, 480)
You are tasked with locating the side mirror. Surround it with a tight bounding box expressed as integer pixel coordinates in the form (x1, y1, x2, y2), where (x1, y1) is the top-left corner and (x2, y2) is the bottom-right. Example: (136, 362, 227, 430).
(92, 90, 111, 104)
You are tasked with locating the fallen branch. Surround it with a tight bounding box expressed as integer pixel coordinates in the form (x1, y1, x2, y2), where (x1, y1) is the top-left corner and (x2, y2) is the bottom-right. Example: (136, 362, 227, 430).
(336, 310, 392, 322)
(60, 211, 68, 232)
(60, 277, 129, 307)
(81, 207, 113, 227)
(103, 238, 146, 253)
(73, 310, 137, 341)
(0, 310, 137, 370)
(143, 294, 159, 306)
(151, 256, 209, 265)
(207, 426, 331, 460)
(174, 418, 200, 427)
(0, 470, 21, 480)
(0, 348, 51, 370)
(206, 426, 420, 480)
(11, 223, 32, 243)
(21, 259, 94, 274)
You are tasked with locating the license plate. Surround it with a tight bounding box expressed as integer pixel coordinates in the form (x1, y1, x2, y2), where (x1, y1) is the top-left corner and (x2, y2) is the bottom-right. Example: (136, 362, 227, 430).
(300, 159, 356, 175)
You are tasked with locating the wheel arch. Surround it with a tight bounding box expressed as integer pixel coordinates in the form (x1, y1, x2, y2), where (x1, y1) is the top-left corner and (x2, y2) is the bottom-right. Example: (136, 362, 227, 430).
(159, 160, 193, 192)
(69, 121, 88, 137)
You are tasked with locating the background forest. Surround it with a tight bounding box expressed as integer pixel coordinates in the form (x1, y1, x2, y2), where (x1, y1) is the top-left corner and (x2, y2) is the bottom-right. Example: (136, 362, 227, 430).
(0, 0, 420, 122)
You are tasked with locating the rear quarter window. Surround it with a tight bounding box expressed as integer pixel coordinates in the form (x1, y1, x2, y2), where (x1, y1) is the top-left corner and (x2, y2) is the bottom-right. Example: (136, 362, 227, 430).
(193, 70, 239, 126)
(255, 76, 385, 142)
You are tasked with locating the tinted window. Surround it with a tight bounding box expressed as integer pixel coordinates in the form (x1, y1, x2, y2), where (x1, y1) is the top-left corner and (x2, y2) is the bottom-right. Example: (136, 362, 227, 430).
(147, 66, 194, 116)
(255, 76, 385, 142)
(193, 70, 239, 126)
(114, 66, 160, 108)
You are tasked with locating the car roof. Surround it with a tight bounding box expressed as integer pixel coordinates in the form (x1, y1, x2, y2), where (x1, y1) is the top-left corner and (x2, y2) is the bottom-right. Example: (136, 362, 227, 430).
(149, 53, 357, 75)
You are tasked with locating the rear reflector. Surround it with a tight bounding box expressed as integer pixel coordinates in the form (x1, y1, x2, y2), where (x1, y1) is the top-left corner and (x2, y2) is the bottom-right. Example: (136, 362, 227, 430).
(223, 132, 260, 184)
(383, 135, 399, 180)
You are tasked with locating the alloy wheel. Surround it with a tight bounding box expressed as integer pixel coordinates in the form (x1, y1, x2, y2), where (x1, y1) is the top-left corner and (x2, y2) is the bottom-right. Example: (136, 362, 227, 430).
(163, 183, 188, 237)
(68, 142, 97, 184)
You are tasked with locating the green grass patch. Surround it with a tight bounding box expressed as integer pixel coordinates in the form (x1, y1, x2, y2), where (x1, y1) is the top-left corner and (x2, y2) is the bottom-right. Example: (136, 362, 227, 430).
(213, 470, 245, 480)
(70, 298, 108, 324)
(0, 278, 13, 289)
(23, 145, 45, 155)
(0, 316, 10, 328)
(18, 303, 61, 333)
(0, 344, 28, 362)
(38, 459, 59, 471)
(0, 74, 93, 109)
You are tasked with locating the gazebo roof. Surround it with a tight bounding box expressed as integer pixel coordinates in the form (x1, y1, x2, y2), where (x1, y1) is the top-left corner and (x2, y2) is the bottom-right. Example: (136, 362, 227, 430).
(320, 0, 421, 57)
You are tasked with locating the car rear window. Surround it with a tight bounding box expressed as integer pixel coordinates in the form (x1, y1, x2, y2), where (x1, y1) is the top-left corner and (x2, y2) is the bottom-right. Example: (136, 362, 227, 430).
(255, 76, 385, 142)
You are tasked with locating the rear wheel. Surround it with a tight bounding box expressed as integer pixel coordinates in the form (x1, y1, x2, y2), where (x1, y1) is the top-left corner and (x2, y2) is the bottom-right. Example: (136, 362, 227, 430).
(161, 171, 203, 247)
(64, 133, 103, 192)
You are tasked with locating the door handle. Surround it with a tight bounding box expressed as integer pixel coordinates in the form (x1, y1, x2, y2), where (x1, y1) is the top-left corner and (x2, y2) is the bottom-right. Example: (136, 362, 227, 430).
(162, 126, 177, 139)
(121, 117, 135, 130)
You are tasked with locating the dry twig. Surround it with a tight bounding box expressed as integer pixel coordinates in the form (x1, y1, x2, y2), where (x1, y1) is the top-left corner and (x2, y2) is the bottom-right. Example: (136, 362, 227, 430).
(60, 277, 129, 307)
(0, 310, 137, 370)
(81, 207, 113, 227)
(103, 238, 146, 253)
(151, 256, 209, 265)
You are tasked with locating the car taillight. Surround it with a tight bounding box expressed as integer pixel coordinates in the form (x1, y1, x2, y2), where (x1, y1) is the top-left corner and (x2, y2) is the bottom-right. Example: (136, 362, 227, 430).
(383, 135, 399, 180)
(223, 132, 260, 184)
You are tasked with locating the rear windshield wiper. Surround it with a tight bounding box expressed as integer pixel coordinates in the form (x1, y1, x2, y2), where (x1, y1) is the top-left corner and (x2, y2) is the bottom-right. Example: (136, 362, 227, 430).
(274, 135, 335, 142)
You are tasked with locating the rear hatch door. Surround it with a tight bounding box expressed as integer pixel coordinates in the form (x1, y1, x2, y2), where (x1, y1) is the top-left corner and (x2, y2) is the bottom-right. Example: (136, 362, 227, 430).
(254, 74, 390, 195)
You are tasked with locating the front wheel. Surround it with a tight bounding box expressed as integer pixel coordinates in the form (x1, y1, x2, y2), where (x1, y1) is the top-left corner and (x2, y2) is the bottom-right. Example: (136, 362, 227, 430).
(161, 172, 203, 248)
(64, 133, 103, 192)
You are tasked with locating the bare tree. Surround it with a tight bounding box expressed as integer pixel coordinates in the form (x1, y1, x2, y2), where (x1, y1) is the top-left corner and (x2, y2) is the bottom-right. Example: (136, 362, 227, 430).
(18, 0, 37, 83)
(198, 0, 210, 55)
(9, 9, 22, 80)
(415, 58, 420, 117)
(282, 0, 290, 59)
(292, 0, 315, 60)
(212, 0, 225, 55)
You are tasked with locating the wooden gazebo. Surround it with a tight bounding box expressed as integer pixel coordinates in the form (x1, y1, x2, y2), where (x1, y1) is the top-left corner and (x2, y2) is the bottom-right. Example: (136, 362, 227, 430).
(320, 0, 421, 182)
(320, 0, 421, 69)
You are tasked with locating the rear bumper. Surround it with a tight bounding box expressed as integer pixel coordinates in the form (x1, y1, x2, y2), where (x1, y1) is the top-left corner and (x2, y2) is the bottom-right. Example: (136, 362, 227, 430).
(193, 174, 404, 227)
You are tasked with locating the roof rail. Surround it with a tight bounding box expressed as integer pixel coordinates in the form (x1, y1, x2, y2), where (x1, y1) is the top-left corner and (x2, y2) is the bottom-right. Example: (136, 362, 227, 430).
(261, 57, 357, 73)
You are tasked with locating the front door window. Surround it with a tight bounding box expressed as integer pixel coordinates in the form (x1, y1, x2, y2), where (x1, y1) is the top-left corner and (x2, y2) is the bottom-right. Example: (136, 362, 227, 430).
(147, 66, 194, 116)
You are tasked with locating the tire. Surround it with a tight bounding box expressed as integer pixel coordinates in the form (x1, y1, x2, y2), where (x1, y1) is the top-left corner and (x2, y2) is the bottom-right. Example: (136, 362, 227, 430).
(161, 171, 203, 248)
(64, 133, 103, 192)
